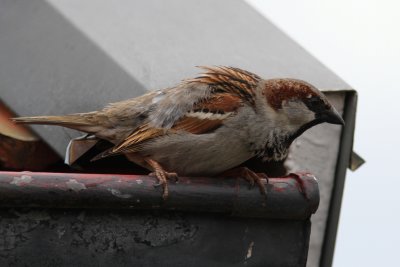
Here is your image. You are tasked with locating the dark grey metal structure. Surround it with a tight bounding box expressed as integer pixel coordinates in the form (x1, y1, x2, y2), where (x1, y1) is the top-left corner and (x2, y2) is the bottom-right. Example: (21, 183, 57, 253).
(0, 0, 359, 266)
(0, 172, 318, 267)
(0, 208, 313, 267)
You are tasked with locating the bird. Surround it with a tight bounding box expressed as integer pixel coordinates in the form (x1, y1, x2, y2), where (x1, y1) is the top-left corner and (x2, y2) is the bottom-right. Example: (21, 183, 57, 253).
(13, 66, 344, 199)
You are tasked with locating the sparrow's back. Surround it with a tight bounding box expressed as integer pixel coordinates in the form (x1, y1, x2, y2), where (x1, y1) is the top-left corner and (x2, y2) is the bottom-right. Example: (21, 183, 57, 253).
(13, 66, 260, 147)
(12, 74, 216, 144)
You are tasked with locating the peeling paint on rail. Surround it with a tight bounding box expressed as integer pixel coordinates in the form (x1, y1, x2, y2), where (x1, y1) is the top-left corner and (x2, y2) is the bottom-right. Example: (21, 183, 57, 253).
(66, 179, 87, 192)
(11, 175, 33, 186)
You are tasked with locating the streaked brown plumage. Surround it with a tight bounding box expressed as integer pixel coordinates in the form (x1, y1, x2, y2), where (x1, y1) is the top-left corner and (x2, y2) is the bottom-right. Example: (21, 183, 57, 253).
(13, 66, 344, 199)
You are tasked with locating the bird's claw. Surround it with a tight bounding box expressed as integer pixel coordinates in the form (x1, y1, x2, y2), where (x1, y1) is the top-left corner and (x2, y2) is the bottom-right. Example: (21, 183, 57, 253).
(149, 169, 168, 199)
(256, 172, 269, 184)
(222, 167, 268, 196)
(149, 172, 179, 185)
(145, 158, 179, 200)
(287, 173, 310, 201)
(241, 169, 267, 196)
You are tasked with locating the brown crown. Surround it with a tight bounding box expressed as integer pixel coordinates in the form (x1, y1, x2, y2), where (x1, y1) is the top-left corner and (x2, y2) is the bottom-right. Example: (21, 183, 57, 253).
(263, 79, 320, 110)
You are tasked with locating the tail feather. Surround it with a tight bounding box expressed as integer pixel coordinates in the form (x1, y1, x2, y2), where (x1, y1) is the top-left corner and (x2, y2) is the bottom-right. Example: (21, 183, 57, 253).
(12, 115, 97, 133)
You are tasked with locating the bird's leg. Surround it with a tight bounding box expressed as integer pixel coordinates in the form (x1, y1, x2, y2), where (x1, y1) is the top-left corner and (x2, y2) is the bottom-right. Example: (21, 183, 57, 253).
(145, 158, 178, 199)
(221, 167, 267, 196)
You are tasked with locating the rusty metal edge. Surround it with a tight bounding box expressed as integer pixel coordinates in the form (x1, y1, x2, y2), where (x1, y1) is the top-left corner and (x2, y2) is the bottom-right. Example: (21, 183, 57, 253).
(0, 171, 319, 220)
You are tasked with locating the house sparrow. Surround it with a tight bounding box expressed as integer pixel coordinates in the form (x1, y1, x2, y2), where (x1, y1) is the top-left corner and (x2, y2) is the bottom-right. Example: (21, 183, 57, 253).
(13, 66, 344, 199)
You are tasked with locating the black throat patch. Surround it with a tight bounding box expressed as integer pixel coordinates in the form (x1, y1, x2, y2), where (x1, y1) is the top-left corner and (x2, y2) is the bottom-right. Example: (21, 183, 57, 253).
(251, 130, 292, 162)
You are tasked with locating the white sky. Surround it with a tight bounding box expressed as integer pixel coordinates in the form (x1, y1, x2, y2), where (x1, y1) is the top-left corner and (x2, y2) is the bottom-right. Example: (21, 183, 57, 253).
(245, 0, 400, 266)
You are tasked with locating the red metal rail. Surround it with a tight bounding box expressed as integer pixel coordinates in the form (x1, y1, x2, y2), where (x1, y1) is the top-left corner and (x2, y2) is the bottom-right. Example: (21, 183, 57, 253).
(0, 171, 319, 219)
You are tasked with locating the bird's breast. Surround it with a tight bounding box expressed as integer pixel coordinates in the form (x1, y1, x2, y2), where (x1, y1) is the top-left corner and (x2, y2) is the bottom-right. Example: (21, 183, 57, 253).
(138, 130, 253, 176)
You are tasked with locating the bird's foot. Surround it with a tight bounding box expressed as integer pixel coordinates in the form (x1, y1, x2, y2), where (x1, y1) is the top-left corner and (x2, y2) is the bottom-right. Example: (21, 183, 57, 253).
(222, 167, 268, 196)
(286, 173, 310, 201)
(148, 171, 179, 184)
(145, 158, 178, 199)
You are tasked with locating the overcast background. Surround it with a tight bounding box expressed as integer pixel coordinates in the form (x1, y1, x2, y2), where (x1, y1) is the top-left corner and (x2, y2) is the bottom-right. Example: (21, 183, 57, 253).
(246, 0, 400, 266)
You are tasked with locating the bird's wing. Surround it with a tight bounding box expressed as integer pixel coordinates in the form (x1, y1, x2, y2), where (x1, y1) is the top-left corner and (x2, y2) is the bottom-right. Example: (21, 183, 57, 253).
(93, 92, 244, 159)
(147, 66, 260, 129)
(92, 66, 260, 159)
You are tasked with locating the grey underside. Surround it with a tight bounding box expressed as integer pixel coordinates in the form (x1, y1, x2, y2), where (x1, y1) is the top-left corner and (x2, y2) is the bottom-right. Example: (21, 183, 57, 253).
(0, 1, 352, 266)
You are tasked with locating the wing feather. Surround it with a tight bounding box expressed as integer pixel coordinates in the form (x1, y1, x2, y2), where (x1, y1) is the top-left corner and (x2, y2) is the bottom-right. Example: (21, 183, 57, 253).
(188, 66, 260, 105)
(93, 92, 244, 159)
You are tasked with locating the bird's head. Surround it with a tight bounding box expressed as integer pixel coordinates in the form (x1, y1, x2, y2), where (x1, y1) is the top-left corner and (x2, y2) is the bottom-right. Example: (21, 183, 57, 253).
(262, 78, 344, 141)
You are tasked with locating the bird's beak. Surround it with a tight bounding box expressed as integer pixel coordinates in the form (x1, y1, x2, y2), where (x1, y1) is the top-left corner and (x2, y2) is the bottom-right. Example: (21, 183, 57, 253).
(323, 107, 345, 125)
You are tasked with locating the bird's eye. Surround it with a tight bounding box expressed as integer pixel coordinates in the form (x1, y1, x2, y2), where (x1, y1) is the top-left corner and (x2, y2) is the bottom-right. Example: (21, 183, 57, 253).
(305, 97, 325, 112)
(308, 97, 321, 107)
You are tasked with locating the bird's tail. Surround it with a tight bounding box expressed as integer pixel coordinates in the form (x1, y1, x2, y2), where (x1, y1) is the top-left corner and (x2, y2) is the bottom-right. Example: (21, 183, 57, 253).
(12, 114, 99, 133)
